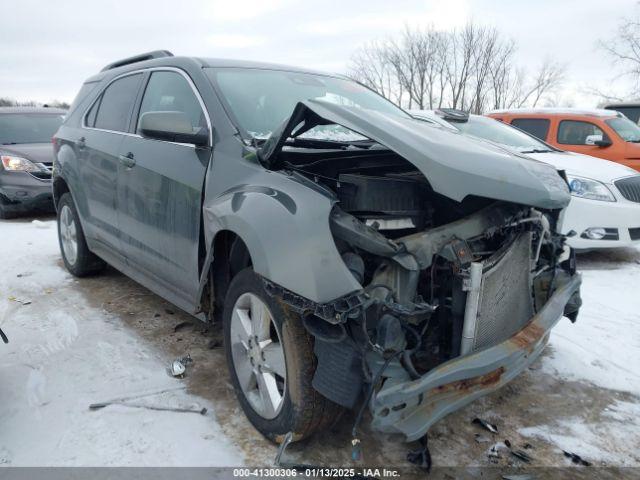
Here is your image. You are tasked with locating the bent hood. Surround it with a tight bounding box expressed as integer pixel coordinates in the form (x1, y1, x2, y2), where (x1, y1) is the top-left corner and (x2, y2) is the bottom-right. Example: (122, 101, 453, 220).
(259, 100, 570, 210)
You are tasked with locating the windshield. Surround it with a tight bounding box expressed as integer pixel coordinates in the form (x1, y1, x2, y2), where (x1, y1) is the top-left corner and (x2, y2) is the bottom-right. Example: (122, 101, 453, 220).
(207, 68, 409, 140)
(606, 117, 640, 142)
(447, 116, 553, 153)
(0, 113, 65, 144)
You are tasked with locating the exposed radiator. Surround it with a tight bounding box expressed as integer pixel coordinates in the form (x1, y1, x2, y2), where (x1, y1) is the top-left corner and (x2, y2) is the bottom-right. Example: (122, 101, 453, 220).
(466, 232, 534, 352)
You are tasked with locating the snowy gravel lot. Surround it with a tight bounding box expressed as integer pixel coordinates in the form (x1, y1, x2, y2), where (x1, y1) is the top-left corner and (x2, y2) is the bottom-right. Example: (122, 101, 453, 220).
(0, 214, 639, 471)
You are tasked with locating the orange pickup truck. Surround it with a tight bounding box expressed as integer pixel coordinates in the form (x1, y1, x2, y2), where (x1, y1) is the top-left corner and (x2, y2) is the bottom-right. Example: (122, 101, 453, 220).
(486, 108, 640, 172)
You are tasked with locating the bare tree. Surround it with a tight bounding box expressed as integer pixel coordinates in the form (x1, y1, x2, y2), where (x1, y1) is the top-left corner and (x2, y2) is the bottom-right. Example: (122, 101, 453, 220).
(349, 40, 404, 106)
(487, 40, 521, 109)
(348, 21, 565, 113)
(519, 59, 565, 107)
(0, 98, 67, 108)
(48, 100, 71, 109)
(385, 27, 446, 109)
(600, 6, 640, 94)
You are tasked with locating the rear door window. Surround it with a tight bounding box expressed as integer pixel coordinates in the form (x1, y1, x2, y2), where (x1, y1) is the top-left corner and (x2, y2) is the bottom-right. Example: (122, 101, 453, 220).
(92, 73, 143, 132)
(557, 120, 606, 145)
(510, 118, 550, 141)
(136, 71, 206, 135)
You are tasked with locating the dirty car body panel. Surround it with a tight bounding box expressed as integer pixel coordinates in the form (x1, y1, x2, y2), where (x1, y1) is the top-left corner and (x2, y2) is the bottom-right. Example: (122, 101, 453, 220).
(54, 57, 581, 441)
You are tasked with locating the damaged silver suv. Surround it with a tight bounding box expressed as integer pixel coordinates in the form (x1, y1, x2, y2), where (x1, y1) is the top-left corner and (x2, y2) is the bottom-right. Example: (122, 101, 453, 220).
(53, 51, 581, 446)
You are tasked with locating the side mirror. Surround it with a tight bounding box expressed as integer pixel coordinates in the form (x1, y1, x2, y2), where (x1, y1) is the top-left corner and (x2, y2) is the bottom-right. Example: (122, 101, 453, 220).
(594, 139, 613, 147)
(138, 111, 209, 146)
(585, 134, 611, 147)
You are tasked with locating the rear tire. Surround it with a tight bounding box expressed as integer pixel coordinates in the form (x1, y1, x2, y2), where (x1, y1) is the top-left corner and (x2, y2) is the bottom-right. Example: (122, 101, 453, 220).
(57, 193, 105, 277)
(223, 268, 341, 442)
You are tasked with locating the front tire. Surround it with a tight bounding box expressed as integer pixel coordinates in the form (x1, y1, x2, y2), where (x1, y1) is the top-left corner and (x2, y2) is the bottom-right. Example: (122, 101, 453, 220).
(57, 193, 105, 276)
(223, 268, 340, 442)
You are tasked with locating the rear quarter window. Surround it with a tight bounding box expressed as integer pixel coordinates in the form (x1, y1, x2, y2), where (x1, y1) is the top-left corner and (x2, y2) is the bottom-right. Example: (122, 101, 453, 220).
(66, 81, 99, 117)
(92, 73, 143, 132)
(510, 118, 550, 141)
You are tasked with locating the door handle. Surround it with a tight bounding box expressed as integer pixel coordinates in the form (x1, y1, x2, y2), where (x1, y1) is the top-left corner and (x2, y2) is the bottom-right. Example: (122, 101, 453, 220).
(118, 152, 136, 168)
(76, 136, 86, 149)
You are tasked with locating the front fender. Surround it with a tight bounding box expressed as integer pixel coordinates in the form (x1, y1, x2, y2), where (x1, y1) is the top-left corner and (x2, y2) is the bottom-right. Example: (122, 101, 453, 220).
(202, 169, 361, 304)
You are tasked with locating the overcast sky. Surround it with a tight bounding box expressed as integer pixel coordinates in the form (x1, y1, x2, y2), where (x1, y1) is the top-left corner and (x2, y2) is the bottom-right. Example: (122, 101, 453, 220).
(0, 0, 635, 106)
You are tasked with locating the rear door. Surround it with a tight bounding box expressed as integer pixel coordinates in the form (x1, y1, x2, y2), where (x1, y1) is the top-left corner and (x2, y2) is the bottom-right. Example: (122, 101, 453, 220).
(509, 118, 551, 142)
(80, 72, 143, 257)
(116, 69, 211, 307)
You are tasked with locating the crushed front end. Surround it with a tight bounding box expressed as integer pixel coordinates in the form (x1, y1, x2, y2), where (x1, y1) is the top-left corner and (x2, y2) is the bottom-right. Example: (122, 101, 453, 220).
(298, 198, 580, 440)
(258, 101, 582, 440)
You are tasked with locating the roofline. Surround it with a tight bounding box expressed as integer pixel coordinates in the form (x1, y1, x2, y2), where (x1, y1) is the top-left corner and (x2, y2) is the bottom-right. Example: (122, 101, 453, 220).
(487, 107, 622, 118)
(84, 54, 345, 84)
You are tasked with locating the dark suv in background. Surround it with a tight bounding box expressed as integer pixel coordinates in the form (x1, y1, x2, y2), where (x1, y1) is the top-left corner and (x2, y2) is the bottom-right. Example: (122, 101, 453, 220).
(0, 107, 65, 218)
(604, 101, 640, 125)
(53, 51, 581, 448)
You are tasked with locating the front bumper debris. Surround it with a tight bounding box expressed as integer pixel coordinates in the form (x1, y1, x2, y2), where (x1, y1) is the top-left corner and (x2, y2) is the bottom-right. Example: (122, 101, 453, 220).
(371, 272, 582, 441)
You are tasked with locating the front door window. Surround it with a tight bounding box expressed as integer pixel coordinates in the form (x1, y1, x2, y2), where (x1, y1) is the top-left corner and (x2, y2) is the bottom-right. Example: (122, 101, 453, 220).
(557, 120, 607, 145)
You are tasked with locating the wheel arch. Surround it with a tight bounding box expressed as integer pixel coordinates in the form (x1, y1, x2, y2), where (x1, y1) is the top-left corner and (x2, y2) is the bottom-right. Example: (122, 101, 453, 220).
(198, 229, 253, 322)
(52, 176, 70, 210)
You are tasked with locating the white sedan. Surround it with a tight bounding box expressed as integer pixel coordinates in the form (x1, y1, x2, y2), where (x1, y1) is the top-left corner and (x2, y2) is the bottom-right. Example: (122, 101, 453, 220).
(411, 109, 640, 249)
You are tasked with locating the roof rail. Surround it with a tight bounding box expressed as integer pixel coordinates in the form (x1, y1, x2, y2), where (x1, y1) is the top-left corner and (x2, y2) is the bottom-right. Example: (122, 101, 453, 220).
(100, 50, 173, 72)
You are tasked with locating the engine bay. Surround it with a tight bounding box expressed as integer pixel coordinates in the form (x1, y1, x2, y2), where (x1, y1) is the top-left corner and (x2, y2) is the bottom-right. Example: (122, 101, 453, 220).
(271, 143, 580, 414)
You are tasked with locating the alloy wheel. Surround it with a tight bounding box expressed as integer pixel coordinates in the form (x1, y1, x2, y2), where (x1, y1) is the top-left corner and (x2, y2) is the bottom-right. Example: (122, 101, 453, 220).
(230, 292, 287, 419)
(59, 205, 78, 266)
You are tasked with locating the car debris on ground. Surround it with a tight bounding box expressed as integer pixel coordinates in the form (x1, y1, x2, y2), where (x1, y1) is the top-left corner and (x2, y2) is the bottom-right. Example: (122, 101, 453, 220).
(475, 433, 491, 443)
(563, 450, 592, 466)
(473, 417, 499, 434)
(170, 360, 186, 377)
(502, 474, 536, 480)
(88, 386, 207, 415)
(510, 449, 533, 463)
(170, 354, 194, 377)
(90, 401, 207, 415)
(7, 296, 31, 305)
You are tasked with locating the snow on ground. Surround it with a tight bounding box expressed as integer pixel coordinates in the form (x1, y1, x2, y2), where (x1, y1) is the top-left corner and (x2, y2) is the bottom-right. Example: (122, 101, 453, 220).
(0, 219, 243, 466)
(518, 247, 640, 466)
(542, 250, 640, 396)
(1, 216, 639, 468)
(519, 399, 640, 466)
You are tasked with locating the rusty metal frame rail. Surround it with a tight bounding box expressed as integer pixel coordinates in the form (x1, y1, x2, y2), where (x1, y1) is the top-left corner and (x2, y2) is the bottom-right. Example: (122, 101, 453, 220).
(371, 272, 582, 441)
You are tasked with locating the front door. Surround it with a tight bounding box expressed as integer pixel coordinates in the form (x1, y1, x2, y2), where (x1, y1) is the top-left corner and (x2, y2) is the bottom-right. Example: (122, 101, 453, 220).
(117, 70, 211, 307)
(555, 119, 614, 160)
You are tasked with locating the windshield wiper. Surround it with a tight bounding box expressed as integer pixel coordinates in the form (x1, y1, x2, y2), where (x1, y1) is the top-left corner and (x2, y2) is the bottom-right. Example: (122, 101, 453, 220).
(284, 137, 375, 149)
(1, 142, 18, 145)
(519, 148, 553, 154)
